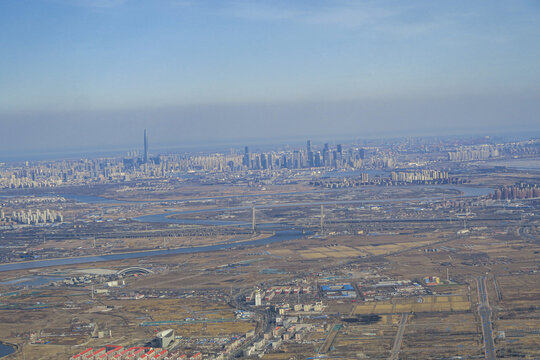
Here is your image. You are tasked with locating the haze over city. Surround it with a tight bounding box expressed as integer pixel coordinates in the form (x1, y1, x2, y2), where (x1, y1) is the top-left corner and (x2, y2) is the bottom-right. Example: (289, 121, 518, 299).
(1, 0, 540, 154)
(1, 2, 540, 360)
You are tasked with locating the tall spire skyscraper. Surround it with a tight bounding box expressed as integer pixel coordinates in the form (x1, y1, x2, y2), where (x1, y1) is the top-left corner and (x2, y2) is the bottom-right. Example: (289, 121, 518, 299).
(243, 146, 250, 168)
(143, 129, 148, 163)
(307, 139, 313, 167)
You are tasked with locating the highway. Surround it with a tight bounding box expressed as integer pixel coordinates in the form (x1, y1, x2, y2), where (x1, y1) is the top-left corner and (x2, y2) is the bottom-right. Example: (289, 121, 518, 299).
(389, 313, 408, 360)
(477, 276, 496, 360)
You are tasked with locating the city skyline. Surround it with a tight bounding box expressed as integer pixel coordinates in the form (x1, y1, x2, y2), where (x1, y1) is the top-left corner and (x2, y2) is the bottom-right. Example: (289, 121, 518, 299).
(1, 128, 538, 164)
(1, 0, 540, 153)
(1, 2, 540, 357)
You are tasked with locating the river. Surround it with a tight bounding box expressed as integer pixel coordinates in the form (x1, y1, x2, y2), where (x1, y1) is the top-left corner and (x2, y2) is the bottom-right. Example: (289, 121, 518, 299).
(0, 230, 306, 273)
(0, 185, 491, 273)
(50, 185, 491, 205)
(0, 343, 15, 358)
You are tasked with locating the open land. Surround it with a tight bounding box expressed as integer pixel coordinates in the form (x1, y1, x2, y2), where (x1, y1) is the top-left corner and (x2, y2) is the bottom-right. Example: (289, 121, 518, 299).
(0, 148, 539, 359)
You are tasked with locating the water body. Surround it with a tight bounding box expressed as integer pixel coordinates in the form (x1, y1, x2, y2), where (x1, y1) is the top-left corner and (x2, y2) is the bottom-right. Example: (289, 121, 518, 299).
(0, 185, 491, 273)
(134, 185, 491, 223)
(322, 169, 389, 178)
(58, 194, 129, 204)
(58, 185, 490, 205)
(483, 158, 540, 172)
(0, 275, 65, 288)
(0, 343, 15, 358)
(0, 230, 306, 273)
(58, 190, 325, 205)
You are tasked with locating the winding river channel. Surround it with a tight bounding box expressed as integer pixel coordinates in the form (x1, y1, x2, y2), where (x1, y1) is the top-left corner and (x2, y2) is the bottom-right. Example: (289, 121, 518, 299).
(0, 185, 491, 273)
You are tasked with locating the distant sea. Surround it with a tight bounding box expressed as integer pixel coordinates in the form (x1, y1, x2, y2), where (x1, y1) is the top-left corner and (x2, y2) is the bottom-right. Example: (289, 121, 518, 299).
(484, 157, 540, 172)
(2, 130, 539, 164)
(0, 148, 130, 163)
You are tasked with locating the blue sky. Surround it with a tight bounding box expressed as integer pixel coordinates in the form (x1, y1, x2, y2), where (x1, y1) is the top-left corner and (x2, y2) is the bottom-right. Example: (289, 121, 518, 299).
(0, 0, 539, 153)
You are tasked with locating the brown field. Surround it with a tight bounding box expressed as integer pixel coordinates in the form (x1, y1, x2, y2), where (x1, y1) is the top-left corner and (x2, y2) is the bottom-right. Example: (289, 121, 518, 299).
(330, 317, 396, 358)
(401, 312, 483, 359)
(496, 274, 540, 306)
(353, 295, 471, 315)
(0, 291, 254, 360)
(297, 240, 438, 259)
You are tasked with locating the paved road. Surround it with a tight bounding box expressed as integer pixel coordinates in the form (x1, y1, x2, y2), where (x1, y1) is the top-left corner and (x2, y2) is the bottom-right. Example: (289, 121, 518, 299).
(319, 324, 342, 354)
(389, 313, 408, 360)
(226, 289, 273, 359)
(477, 276, 496, 360)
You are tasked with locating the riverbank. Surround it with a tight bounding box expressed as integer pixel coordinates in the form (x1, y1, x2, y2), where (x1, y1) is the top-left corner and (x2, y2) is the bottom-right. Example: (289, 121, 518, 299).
(0, 342, 16, 358)
(0, 185, 491, 273)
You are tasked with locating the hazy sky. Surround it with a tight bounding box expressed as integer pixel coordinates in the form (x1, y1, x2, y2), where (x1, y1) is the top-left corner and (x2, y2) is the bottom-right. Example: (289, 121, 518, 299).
(1, 0, 539, 154)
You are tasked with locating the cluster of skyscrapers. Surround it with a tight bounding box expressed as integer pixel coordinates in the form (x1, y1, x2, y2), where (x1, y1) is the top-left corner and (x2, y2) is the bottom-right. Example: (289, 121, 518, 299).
(489, 183, 540, 200)
(390, 170, 450, 184)
(242, 140, 365, 170)
(447, 142, 539, 161)
(2, 131, 538, 190)
(1, 208, 63, 225)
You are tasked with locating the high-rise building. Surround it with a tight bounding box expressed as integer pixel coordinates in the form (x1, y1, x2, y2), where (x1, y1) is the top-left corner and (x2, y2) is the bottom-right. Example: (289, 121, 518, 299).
(314, 152, 322, 167)
(143, 129, 148, 163)
(255, 290, 262, 306)
(267, 153, 273, 170)
(253, 155, 261, 170)
(307, 140, 313, 167)
(293, 150, 303, 169)
(358, 148, 365, 160)
(323, 143, 330, 167)
(243, 146, 250, 168)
